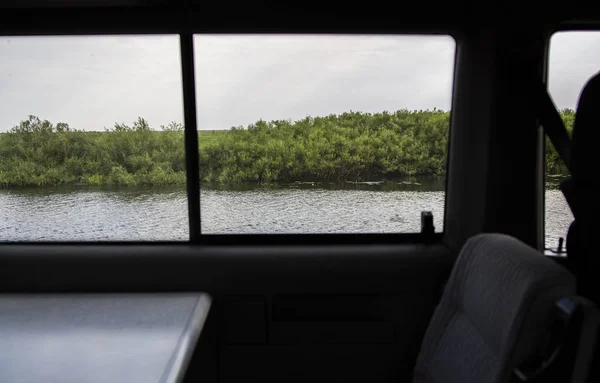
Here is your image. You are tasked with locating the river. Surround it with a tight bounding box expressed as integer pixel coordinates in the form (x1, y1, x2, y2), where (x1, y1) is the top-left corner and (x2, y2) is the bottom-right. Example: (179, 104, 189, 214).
(0, 177, 571, 249)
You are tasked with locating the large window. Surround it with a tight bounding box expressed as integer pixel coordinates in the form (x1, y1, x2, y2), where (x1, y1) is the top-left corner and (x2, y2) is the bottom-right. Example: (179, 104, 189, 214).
(0, 34, 456, 241)
(194, 35, 455, 234)
(545, 31, 600, 250)
(0, 35, 187, 241)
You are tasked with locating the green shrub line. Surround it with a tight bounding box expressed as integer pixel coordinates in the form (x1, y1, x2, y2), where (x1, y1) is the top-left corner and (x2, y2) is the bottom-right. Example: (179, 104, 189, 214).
(0, 109, 573, 187)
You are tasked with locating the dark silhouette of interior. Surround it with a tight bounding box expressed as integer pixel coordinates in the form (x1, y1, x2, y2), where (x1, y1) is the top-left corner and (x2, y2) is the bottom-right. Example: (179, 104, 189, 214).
(0, 1, 599, 382)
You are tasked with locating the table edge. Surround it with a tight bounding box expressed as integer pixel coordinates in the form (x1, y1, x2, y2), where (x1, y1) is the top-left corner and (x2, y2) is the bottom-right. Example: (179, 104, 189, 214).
(161, 293, 212, 383)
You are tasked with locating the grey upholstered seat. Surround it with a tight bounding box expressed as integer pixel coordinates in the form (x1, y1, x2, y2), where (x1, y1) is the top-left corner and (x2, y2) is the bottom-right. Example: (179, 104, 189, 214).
(414, 233, 576, 383)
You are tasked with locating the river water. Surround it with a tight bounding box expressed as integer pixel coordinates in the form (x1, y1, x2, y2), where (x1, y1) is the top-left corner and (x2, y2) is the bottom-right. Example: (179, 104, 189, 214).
(0, 177, 571, 248)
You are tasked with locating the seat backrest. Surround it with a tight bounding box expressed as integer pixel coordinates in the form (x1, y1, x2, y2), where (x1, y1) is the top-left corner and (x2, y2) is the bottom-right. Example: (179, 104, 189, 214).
(564, 71, 600, 382)
(414, 233, 576, 383)
(565, 72, 600, 297)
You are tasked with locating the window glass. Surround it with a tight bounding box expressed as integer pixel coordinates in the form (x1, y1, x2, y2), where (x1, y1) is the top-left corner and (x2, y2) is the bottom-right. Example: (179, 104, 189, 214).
(546, 31, 600, 250)
(195, 35, 455, 234)
(0, 35, 187, 241)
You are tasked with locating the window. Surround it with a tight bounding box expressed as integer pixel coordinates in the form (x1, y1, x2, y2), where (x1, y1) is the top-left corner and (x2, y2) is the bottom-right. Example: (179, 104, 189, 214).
(545, 31, 600, 250)
(194, 35, 455, 234)
(0, 35, 187, 241)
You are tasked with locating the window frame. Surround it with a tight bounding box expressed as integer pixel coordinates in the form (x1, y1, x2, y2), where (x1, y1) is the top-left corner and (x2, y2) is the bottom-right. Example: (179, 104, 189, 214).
(0, 19, 458, 245)
(542, 24, 600, 255)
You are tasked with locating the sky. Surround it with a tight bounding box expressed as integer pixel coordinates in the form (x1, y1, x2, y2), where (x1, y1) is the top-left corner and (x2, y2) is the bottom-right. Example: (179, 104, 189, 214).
(0, 32, 598, 132)
(548, 31, 600, 109)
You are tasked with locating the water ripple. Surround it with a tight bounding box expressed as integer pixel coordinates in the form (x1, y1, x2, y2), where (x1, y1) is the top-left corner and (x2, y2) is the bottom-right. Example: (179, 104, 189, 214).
(0, 186, 573, 243)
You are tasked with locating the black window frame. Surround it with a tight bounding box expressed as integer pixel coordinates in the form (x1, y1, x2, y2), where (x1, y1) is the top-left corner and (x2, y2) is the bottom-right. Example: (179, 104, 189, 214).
(542, 24, 600, 255)
(0, 8, 459, 246)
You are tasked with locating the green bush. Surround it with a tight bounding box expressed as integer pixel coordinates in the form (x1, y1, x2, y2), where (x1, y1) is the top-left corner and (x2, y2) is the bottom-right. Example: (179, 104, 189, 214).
(0, 116, 186, 187)
(0, 110, 573, 187)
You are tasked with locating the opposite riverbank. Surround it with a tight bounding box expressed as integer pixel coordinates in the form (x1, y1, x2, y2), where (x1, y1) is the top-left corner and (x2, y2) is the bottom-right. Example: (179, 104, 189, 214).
(0, 109, 573, 187)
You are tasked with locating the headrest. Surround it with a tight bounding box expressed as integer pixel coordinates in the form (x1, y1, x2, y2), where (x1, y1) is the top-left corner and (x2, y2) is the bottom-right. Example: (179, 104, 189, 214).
(453, 233, 575, 354)
(571, 72, 600, 187)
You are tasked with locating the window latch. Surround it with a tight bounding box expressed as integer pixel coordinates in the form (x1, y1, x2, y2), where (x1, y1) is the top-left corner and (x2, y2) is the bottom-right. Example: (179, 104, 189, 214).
(421, 211, 435, 242)
(546, 237, 567, 255)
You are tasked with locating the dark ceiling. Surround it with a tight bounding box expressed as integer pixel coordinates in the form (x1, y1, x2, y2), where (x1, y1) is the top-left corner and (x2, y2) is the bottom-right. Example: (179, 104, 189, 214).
(0, 0, 597, 34)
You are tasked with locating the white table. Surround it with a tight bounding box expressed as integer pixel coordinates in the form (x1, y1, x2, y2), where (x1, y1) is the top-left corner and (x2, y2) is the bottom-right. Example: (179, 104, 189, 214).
(0, 293, 211, 383)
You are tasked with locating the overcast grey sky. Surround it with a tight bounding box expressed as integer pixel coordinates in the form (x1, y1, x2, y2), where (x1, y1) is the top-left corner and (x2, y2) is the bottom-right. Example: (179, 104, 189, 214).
(549, 31, 600, 109)
(0, 32, 598, 132)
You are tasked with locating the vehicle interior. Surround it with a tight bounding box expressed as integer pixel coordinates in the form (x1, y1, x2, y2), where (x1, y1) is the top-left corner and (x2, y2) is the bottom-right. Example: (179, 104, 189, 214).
(0, 1, 599, 382)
